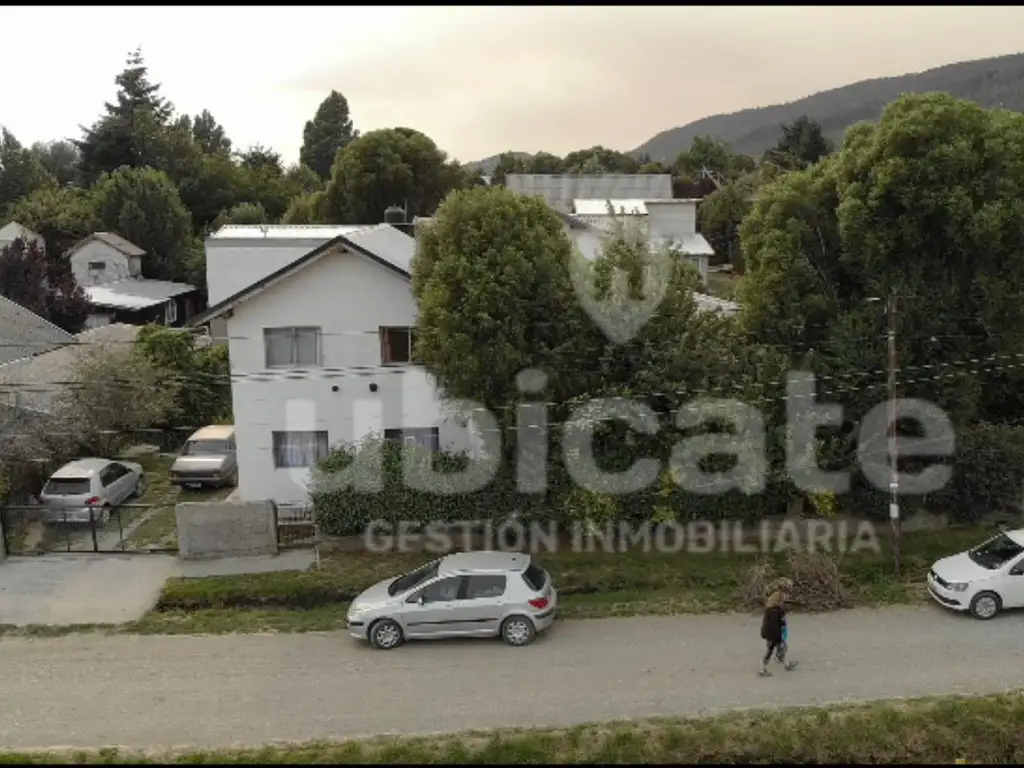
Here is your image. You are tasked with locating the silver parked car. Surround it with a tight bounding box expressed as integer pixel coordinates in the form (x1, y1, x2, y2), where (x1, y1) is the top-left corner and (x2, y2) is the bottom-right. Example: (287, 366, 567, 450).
(170, 425, 238, 489)
(39, 458, 146, 525)
(347, 551, 558, 650)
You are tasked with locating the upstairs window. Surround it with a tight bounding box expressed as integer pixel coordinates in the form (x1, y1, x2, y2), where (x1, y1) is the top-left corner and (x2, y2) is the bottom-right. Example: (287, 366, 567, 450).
(264, 327, 321, 368)
(380, 326, 419, 365)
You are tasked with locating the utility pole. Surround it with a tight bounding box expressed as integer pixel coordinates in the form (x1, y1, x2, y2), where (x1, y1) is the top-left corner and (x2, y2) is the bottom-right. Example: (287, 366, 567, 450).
(887, 293, 901, 577)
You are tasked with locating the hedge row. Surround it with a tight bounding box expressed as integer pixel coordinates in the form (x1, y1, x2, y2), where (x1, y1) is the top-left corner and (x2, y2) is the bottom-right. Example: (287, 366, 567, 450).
(309, 424, 1024, 534)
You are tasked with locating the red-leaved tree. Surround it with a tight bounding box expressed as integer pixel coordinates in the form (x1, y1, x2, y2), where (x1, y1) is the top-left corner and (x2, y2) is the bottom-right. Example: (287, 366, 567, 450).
(0, 237, 91, 333)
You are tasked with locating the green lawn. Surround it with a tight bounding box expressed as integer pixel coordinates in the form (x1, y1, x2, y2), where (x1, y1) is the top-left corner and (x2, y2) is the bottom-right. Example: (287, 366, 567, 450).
(1, 691, 1019, 763)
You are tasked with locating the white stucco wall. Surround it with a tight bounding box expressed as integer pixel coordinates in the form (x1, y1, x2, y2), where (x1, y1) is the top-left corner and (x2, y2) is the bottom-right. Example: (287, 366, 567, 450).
(70, 241, 139, 286)
(225, 245, 479, 504)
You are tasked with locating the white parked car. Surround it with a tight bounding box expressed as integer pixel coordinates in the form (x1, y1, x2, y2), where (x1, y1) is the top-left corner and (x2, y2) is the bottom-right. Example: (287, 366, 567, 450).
(927, 528, 1024, 619)
(38, 458, 146, 525)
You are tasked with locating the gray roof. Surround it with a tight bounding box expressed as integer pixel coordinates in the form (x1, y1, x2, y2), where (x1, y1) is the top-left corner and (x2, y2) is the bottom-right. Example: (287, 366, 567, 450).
(0, 296, 75, 366)
(86, 279, 196, 310)
(0, 323, 141, 414)
(70, 232, 146, 258)
(505, 174, 673, 213)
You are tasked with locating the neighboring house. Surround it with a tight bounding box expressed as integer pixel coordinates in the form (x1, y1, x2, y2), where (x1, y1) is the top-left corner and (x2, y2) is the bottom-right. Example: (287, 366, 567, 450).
(504, 173, 673, 213)
(0, 295, 75, 367)
(0, 221, 45, 253)
(191, 224, 479, 505)
(0, 323, 142, 415)
(562, 198, 714, 284)
(66, 233, 199, 328)
(0, 324, 143, 466)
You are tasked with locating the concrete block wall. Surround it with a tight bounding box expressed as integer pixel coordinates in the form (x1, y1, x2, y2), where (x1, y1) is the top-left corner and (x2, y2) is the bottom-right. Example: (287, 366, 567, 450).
(175, 500, 279, 560)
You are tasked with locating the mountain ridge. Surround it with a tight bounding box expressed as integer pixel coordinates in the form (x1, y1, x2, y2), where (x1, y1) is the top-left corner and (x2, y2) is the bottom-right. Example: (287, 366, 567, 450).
(467, 52, 1024, 169)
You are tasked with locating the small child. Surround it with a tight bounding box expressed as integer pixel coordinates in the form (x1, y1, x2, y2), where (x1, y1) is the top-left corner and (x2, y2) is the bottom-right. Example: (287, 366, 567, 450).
(759, 578, 797, 676)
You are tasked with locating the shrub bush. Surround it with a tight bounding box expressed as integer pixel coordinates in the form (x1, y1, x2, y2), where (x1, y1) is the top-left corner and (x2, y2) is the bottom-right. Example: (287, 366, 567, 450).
(739, 551, 852, 611)
(310, 435, 536, 536)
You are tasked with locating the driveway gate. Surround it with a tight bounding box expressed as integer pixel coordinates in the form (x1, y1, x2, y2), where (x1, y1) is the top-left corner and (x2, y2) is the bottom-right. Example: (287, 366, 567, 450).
(0, 503, 179, 555)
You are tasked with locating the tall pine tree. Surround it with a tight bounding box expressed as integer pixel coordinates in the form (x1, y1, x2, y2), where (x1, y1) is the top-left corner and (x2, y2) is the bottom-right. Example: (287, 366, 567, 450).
(76, 48, 175, 183)
(299, 91, 358, 180)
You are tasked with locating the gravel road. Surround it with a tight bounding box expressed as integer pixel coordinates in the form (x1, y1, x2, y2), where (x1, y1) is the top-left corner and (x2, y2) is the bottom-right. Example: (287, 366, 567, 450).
(1, 604, 1022, 750)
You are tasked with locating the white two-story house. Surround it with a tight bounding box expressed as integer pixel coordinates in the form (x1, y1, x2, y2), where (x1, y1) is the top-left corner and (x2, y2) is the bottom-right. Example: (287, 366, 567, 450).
(191, 224, 477, 504)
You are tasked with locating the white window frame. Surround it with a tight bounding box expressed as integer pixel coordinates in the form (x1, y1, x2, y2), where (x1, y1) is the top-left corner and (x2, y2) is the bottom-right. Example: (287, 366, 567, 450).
(263, 327, 322, 368)
(271, 431, 330, 469)
(87, 261, 106, 272)
(165, 299, 178, 325)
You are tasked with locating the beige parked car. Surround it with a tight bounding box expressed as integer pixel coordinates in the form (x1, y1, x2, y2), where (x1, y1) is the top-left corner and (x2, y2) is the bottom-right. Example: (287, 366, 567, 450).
(170, 425, 238, 489)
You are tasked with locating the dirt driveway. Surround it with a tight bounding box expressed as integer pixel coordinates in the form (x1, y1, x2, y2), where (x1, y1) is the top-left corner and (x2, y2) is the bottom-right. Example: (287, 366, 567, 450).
(0, 605, 1021, 750)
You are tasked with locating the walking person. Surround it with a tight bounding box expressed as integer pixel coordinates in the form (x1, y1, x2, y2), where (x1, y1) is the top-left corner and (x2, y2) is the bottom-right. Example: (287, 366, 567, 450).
(760, 577, 797, 676)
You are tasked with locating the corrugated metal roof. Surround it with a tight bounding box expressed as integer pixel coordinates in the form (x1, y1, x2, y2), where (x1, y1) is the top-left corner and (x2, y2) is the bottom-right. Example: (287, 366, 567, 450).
(506, 174, 673, 211)
(343, 224, 415, 275)
(86, 279, 195, 310)
(573, 199, 650, 216)
(693, 293, 740, 315)
(652, 234, 715, 256)
(0, 296, 75, 366)
(209, 225, 368, 240)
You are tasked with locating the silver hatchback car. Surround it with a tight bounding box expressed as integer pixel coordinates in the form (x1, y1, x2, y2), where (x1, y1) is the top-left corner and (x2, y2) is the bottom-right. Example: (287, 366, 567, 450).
(347, 552, 558, 650)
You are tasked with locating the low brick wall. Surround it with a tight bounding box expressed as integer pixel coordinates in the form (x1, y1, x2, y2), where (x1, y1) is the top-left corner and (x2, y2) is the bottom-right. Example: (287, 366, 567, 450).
(175, 500, 279, 560)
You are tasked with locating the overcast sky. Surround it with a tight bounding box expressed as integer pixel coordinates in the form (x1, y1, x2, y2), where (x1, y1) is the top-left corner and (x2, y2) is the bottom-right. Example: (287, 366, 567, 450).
(4, 6, 1024, 165)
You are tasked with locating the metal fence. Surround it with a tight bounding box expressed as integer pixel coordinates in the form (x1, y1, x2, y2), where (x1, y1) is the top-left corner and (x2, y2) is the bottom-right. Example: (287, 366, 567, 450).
(1, 503, 179, 555)
(275, 503, 316, 549)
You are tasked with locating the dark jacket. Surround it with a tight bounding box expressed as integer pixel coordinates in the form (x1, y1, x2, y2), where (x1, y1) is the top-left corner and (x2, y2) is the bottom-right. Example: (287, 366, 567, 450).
(761, 604, 787, 644)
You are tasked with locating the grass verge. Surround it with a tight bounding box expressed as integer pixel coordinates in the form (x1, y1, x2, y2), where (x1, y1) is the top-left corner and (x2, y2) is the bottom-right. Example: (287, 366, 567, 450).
(1, 691, 1020, 763)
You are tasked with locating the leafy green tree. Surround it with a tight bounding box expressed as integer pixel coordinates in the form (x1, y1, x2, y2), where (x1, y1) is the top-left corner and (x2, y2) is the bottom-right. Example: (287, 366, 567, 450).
(489, 152, 528, 186)
(190, 109, 232, 155)
(0, 238, 90, 333)
(741, 93, 1024, 432)
(321, 128, 454, 223)
(6, 184, 99, 258)
(28, 140, 81, 187)
(211, 201, 269, 229)
(90, 166, 193, 281)
(525, 152, 564, 174)
(764, 116, 832, 171)
(0, 129, 57, 215)
(56, 344, 179, 457)
(300, 90, 358, 180)
(77, 48, 174, 182)
(135, 325, 232, 427)
(412, 185, 587, 420)
(563, 146, 639, 174)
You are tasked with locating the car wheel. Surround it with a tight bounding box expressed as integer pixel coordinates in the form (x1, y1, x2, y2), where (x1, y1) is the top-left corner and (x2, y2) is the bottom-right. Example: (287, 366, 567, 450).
(969, 591, 1001, 620)
(501, 615, 537, 647)
(133, 475, 147, 499)
(100, 505, 111, 525)
(368, 619, 404, 650)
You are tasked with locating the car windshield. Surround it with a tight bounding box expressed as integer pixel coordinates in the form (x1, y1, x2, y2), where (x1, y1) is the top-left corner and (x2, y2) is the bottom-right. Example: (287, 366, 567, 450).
(388, 560, 441, 596)
(968, 532, 1024, 570)
(43, 478, 91, 495)
(182, 440, 229, 456)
